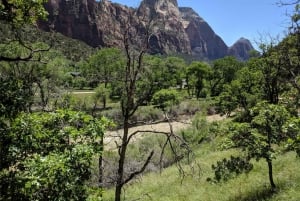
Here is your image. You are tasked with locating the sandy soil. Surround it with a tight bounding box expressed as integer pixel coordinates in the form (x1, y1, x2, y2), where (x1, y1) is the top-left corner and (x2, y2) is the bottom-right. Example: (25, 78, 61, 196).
(104, 114, 225, 150)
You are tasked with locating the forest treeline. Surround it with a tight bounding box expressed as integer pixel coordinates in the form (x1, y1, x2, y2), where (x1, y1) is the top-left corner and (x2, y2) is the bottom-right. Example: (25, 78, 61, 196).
(1, 1, 300, 201)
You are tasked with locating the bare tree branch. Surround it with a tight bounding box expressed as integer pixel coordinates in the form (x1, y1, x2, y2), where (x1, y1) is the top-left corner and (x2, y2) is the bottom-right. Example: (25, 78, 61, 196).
(127, 130, 170, 145)
(277, 0, 300, 6)
(122, 150, 154, 186)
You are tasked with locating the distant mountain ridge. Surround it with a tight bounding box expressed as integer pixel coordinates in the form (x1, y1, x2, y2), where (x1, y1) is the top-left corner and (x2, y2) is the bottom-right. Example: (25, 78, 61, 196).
(39, 0, 254, 60)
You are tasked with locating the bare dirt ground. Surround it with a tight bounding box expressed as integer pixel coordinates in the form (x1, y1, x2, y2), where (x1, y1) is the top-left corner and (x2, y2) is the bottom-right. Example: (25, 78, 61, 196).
(104, 114, 225, 150)
(206, 114, 226, 122)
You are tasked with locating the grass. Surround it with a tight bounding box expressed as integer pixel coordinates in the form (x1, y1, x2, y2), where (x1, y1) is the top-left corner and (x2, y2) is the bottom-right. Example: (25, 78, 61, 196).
(66, 95, 299, 201)
(101, 135, 300, 201)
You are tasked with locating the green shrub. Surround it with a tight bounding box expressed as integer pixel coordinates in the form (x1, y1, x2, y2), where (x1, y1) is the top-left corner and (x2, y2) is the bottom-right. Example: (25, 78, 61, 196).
(152, 89, 180, 110)
(132, 106, 164, 123)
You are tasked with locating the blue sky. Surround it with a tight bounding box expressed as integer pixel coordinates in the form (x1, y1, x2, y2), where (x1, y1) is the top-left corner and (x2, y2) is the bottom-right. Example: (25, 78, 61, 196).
(111, 0, 295, 47)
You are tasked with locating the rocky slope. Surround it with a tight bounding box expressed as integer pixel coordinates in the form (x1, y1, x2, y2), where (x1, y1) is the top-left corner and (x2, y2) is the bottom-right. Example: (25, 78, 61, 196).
(179, 7, 228, 60)
(39, 0, 254, 60)
(228, 37, 254, 60)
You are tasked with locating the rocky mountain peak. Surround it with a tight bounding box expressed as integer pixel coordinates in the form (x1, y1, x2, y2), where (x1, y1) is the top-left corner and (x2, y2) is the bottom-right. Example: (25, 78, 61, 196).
(141, 0, 178, 7)
(228, 37, 254, 60)
(179, 7, 204, 24)
(138, 0, 180, 19)
(39, 0, 254, 60)
(179, 7, 228, 60)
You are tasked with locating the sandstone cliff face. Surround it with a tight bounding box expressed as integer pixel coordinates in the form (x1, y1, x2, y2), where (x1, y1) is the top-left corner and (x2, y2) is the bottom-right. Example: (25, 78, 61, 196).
(41, 0, 104, 46)
(180, 7, 228, 60)
(40, 0, 253, 60)
(228, 38, 254, 60)
(137, 0, 190, 54)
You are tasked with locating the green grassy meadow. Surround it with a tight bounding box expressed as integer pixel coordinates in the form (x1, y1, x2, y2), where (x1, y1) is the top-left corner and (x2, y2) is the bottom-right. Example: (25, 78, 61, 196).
(67, 93, 300, 201)
(102, 136, 300, 201)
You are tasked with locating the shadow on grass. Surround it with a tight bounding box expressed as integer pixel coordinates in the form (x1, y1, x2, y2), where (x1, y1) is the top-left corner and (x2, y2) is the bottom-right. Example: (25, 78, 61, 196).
(228, 186, 278, 201)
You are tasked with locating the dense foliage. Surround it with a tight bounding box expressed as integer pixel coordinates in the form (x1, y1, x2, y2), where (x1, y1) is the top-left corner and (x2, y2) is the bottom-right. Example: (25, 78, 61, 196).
(209, 3, 300, 191)
(1, 0, 300, 200)
(1, 110, 110, 200)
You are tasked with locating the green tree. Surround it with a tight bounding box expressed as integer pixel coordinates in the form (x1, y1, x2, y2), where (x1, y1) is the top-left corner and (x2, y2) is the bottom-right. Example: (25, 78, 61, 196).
(0, 0, 50, 63)
(210, 56, 243, 97)
(0, 73, 33, 118)
(213, 102, 291, 190)
(163, 56, 186, 89)
(0, 42, 70, 110)
(216, 61, 263, 117)
(186, 61, 211, 99)
(85, 48, 124, 88)
(93, 84, 111, 111)
(284, 117, 300, 156)
(216, 84, 238, 117)
(0, 0, 48, 26)
(151, 89, 180, 111)
(269, 34, 300, 112)
(0, 110, 110, 200)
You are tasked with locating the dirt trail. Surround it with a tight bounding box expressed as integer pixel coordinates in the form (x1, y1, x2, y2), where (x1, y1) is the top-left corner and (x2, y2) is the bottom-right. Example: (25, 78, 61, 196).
(104, 114, 225, 150)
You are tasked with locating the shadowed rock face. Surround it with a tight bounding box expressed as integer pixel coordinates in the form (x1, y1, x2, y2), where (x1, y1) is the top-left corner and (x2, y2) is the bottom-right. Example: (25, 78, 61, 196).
(39, 0, 254, 60)
(41, 0, 105, 46)
(228, 37, 254, 60)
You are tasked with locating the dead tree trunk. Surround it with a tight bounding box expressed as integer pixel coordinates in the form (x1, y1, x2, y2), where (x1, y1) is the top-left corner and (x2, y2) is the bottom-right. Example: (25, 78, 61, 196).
(115, 115, 130, 201)
(114, 10, 151, 201)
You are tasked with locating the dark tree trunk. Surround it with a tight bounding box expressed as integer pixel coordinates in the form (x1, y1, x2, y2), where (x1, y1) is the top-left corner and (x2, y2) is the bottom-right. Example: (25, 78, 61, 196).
(115, 116, 129, 201)
(102, 96, 106, 109)
(266, 124, 276, 191)
(267, 158, 276, 190)
(98, 134, 104, 198)
(37, 81, 47, 110)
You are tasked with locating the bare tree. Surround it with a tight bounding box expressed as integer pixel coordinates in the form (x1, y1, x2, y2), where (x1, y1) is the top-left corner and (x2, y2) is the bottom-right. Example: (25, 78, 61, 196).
(114, 10, 152, 201)
(110, 10, 191, 201)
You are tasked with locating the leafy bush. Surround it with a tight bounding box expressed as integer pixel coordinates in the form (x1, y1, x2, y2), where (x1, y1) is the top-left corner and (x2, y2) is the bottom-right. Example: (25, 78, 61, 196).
(152, 89, 180, 110)
(180, 113, 222, 145)
(132, 106, 164, 124)
(0, 110, 110, 201)
(208, 156, 253, 182)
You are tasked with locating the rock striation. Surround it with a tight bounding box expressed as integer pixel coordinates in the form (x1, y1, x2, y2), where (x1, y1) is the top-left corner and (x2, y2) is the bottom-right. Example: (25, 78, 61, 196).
(39, 0, 254, 60)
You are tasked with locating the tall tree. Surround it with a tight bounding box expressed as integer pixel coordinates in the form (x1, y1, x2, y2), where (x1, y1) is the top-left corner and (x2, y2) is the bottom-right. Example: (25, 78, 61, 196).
(186, 61, 211, 99)
(114, 12, 152, 201)
(110, 11, 190, 201)
(210, 56, 243, 97)
(212, 102, 291, 190)
(85, 48, 124, 88)
(163, 56, 186, 89)
(217, 59, 264, 117)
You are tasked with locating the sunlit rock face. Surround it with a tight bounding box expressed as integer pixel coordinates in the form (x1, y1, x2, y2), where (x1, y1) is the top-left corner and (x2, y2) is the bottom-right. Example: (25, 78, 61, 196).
(40, 0, 253, 60)
(180, 7, 228, 60)
(137, 0, 190, 54)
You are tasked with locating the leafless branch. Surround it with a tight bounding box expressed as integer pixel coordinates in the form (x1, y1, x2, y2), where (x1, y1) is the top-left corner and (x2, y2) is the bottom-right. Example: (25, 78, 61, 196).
(122, 150, 154, 186)
(126, 130, 170, 145)
(277, 0, 300, 6)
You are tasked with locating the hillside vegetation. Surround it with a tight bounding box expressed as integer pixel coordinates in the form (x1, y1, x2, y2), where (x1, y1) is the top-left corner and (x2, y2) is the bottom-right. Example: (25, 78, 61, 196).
(1, 1, 300, 201)
(102, 133, 300, 201)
